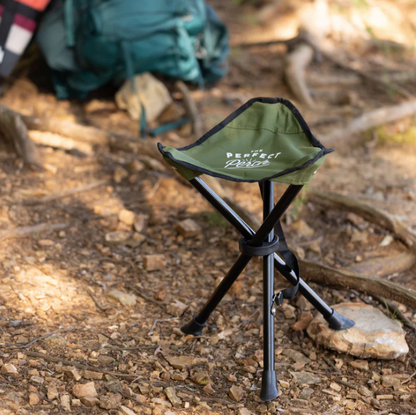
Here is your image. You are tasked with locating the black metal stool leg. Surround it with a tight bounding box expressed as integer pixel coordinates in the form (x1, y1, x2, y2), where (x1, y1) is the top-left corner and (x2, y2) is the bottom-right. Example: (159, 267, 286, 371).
(181, 253, 252, 335)
(260, 181, 278, 401)
(190, 178, 355, 331)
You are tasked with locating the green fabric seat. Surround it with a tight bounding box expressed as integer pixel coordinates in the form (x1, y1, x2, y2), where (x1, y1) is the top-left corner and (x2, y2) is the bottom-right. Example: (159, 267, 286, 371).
(158, 97, 333, 185)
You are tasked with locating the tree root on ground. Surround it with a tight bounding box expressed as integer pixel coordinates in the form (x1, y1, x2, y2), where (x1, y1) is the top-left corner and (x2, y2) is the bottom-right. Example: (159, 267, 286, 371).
(308, 189, 416, 251)
(300, 259, 416, 309)
(0, 104, 43, 170)
(320, 99, 416, 145)
(284, 42, 315, 107)
(217, 186, 416, 308)
(0, 223, 68, 241)
(175, 81, 203, 139)
(349, 252, 416, 277)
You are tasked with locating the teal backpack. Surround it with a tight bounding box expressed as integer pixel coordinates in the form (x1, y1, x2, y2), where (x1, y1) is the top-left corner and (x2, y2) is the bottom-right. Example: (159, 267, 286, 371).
(36, 0, 229, 99)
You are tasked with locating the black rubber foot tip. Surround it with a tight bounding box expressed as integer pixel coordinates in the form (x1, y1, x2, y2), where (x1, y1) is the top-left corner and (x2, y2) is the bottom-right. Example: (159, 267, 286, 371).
(325, 309, 355, 330)
(181, 316, 206, 336)
(260, 370, 278, 402)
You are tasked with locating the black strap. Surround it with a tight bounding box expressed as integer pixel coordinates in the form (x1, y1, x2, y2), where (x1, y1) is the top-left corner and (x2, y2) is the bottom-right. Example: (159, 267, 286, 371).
(272, 220, 300, 307)
(258, 184, 300, 309)
(0, 0, 41, 21)
(0, 0, 42, 57)
(0, 2, 16, 50)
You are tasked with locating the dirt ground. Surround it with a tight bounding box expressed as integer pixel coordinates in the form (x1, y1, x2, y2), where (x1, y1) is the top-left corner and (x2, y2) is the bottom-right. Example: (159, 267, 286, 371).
(1, 1, 416, 414)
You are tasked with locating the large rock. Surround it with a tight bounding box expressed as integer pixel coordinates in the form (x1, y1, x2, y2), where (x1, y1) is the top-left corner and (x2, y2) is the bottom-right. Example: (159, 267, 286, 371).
(108, 289, 136, 307)
(72, 382, 98, 398)
(307, 303, 409, 359)
(115, 72, 172, 122)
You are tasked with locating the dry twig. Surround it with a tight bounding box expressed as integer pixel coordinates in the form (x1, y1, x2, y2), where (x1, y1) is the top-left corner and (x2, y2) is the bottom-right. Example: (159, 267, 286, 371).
(86, 288, 109, 313)
(128, 285, 166, 311)
(402, 370, 416, 384)
(20, 180, 108, 206)
(6, 328, 78, 349)
(0, 223, 68, 241)
(372, 295, 416, 332)
(24, 351, 137, 380)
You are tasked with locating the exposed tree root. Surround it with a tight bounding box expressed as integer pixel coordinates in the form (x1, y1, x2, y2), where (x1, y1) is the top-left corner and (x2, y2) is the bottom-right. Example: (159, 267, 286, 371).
(284, 42, 315, 107)
(320, 99, 416, 145)
(29, 131, 94, 155)
(300, 259, 416, 309)
(24, 351, 137, 380)
(0, 104, 43, 170)
(315, 47, 413, 99)
(19, 180, 108, 206)
(214, 186, 416, 308)
(0, 223, 68, 241)
(0, 105, 157, 157)
(175, 81, 203, 139)
(350, 252, 416, 277)
(308, 189, 416, 251)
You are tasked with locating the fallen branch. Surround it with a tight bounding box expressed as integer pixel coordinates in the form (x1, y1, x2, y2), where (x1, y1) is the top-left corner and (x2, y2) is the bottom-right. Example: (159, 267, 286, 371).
(86, 288, 109, 313)
(0, 223, 68, 241)
(0, 104, 159, 157)
(0, 104, 43, 170)
(308, 189, 416, 251)
(320, 99, 416, 145)
(12, 328, 77, 349)
(19, 180, 108, 206)
(300, 259, 416, 309)
(24, 351, 137, 380)
(128, 285, 166, 311)
(315, 47, 413, 99)
(236, 34, 304, 49)
(349, 252, 416, 277)
(175, 81, 203, 139)
(284, 43, 315, 107)
(402, 370, 416, 384)
(29, 131, 94, 155)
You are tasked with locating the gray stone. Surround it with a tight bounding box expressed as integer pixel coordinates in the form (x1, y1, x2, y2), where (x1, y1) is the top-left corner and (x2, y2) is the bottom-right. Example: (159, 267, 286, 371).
(229, 385, 245, 402)
(108, 289, 136, 307)
(290, 371, 321, 385)
(164, 387, 182, 408)
(99, 393, 122, 409)
(299, 387, 314, 399)
(358, 385, 373, 397)
(105, 231, 130, 243)
(72, 382, 97, 398)
(115, 73, 172, 122)
(307, 302, 409, 359)
(282, 349, 310, 364)
(97, 355, 115, 366)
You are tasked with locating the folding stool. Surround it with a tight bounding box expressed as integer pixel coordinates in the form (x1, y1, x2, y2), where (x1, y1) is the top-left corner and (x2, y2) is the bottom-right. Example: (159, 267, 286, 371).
(158, 97, 354, 401)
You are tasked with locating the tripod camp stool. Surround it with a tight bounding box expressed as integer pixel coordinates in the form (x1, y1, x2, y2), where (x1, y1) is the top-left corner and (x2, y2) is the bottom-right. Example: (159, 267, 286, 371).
(158, 97, 355, 402)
